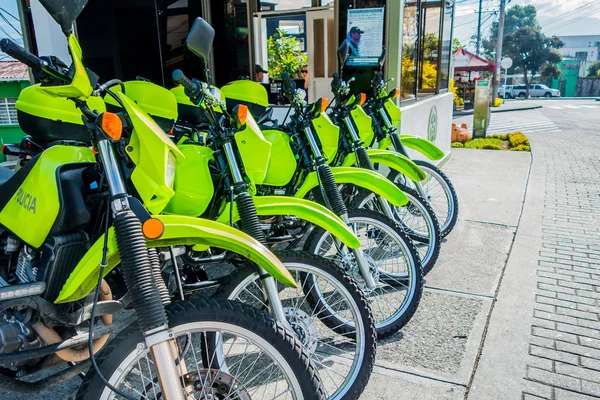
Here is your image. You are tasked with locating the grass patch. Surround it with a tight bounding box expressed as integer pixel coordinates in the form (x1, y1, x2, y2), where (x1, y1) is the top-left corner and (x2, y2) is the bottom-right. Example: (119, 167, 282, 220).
(460, 132, 531, 152)
(451, 142, 464, 148)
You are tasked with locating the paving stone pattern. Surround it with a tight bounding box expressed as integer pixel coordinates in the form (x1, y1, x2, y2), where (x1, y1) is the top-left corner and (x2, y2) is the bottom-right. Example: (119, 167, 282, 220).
(525, 131, 600, 399)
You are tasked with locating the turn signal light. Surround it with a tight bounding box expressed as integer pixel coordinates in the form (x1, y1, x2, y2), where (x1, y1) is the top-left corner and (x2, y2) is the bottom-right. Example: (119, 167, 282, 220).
(100, 112, 123, 141)
(320, 98, 329, 113)
(237, 104, 249, 126)
(390, 88, 400, 99)
(358, 93, 366, 106)
(142, 218, 165, 240)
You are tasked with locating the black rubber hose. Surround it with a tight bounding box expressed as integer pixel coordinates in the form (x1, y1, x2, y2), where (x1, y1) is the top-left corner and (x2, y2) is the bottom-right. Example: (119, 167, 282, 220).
(113, 211, 168, 332)
(356, 146, 376, 171)
(317, 164, 347, 217)
(236, 192, 267, 244)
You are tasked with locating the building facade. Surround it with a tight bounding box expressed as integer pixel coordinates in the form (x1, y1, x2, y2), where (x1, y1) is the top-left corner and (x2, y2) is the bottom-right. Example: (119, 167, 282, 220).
(0, 61, 29, 162)
(20, 0, 455, 158)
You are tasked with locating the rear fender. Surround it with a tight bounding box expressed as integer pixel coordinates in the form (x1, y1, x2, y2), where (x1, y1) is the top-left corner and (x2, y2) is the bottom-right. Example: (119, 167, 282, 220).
(341, 149, 426, 182)
(216, 196, 360, 249)
(399, 135, 445, 160)
(55, 215, 296, 304)
(295, 167, 408, 207)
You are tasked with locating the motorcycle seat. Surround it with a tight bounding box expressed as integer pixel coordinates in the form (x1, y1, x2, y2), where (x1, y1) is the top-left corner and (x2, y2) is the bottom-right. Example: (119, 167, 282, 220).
(0, 166, 14, 187)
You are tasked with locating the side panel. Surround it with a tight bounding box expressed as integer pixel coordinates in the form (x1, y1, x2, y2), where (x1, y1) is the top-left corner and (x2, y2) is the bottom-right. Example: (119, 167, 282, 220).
(215, 196, 360, 249)
(312, 112, 339, 163)
(294, 167, 408, 207)
(350, 106, 375, 146)
(55, 215, 296, 304)
(384, 97, 402, 128)
(399, 135, 445, 161)
(234, 113, 272, 186)
(262, 130, 297, 187)
(164, 144, 215, 217)
(0, 146, 95, 248)
(341, 149, 426, 182)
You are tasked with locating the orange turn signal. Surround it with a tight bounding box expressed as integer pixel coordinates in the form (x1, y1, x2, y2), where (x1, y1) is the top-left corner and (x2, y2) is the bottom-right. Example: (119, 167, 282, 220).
(358, 93, 367, 106)
(142, 218, 165, 240)
(390, 88, 400, 99)
(101, 112, 123, 141)
(320, 98, 329, 113)
(237, 104, 249, 126)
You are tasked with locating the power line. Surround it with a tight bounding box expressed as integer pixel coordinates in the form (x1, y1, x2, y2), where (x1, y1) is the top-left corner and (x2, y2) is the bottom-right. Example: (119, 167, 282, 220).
(543, 1, 600, 30)
(0, 11, 22, 38)
(0, 7, 19, 21)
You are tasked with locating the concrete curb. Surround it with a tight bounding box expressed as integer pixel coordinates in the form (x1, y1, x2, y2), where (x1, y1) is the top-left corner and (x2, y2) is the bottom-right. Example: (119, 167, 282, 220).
(453, 105, 542, 117)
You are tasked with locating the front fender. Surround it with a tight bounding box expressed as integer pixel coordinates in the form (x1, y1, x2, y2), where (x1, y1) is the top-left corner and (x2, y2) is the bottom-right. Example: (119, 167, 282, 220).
(215, 196, 360, 249)
(399, 135, 445, 161)
(295, 167, 408, 207)
(55, 215, 296, 304)
(341, 149, 426, 182)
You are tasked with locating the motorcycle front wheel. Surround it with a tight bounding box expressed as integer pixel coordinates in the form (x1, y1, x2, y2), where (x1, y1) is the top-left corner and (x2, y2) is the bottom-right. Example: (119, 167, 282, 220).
(76, 298, 325, 400)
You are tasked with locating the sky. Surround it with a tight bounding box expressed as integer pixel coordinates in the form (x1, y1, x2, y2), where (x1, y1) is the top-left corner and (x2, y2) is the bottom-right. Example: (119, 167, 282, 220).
(453, 0, 600, 52)
(0, 0, 21, 44)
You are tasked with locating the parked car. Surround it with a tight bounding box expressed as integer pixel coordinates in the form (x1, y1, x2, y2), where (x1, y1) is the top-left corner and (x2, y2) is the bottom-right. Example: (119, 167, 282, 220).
(498, 85, 514, 99)
(512, 84, 561, 98)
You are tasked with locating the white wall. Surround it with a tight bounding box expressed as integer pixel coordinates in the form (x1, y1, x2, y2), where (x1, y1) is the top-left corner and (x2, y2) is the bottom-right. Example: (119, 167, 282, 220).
(399, 92, 453, 164)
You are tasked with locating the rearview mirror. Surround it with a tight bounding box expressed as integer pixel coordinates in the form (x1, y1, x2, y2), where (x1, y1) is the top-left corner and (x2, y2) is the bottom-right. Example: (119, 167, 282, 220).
(338, 40, 350, 66)
(39, 0, 88, 33)
(186, 17, 215, 61)
(379, 48, 387, 67)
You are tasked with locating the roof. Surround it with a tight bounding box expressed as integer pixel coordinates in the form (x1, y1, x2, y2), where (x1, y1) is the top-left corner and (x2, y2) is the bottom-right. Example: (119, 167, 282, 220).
(453, 48, 496, 72)
(0, 61, 29, 81)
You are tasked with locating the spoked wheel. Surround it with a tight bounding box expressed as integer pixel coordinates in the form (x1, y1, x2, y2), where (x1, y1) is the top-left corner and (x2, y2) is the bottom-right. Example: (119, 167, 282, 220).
(353, 186, 441, 275)
(214, 251, 376, 400)
(390, 160, 459, 237)
(305, 209, 423, 339)
(76, 298, 325, 400)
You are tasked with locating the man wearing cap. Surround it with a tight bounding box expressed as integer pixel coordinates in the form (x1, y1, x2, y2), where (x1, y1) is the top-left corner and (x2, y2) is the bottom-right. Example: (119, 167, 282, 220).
(255, 64, 268, 82)
(349, 27, 364, 57)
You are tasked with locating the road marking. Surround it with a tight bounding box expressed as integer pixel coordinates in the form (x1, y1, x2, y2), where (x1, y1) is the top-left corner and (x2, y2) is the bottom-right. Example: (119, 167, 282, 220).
(547, 106, 563, 109)
(563, 105, 580, 109)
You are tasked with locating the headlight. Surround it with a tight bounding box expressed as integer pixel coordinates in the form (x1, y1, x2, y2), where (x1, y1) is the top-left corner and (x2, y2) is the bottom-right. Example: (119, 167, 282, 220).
(166, 151, 176, 188)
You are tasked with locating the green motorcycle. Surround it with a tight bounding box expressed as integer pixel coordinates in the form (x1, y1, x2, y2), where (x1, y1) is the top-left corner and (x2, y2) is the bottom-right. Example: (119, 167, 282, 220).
(102, 17, 376, 400)
(363, 50, 459, 238)
(0, 2, 325, 399)
(324, 41, 441, 276)
(220, 77, 423, 339)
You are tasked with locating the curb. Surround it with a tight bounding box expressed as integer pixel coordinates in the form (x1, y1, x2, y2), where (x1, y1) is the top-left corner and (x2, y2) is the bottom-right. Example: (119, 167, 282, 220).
(453, 105, 542, 117)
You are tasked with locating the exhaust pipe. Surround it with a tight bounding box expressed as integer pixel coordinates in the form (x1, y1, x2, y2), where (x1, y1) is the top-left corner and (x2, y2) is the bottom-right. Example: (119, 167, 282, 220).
(0, 282, 45, 300)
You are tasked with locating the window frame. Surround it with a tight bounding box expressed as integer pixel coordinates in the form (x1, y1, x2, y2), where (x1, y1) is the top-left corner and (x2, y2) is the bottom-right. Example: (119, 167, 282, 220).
(0, 98, 18, 126)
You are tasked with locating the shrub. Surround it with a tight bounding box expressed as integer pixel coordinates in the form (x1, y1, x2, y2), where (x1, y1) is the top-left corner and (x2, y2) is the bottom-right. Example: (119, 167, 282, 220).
(482, 143, 502, 150)
(510, 144, 531, 152)
(451, 142, 464, 148)
(489, 134, 509, 140)
(464, 138, 503, 149)
(508, 132, 529, 148)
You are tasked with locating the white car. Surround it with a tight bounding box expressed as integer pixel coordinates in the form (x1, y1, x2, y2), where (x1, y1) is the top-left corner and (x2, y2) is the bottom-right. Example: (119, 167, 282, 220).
(512, 84, 561, 98)
(498, 85, 514, 99)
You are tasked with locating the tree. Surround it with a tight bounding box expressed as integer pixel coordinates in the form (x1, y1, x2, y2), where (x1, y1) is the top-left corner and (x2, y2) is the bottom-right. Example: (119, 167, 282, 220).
(267, 29, 307, 79)
(483, 5, 563, 97)
(541, 64, 562, 82)
(587, 62, 600, 78)
(452, 38, 465, 53)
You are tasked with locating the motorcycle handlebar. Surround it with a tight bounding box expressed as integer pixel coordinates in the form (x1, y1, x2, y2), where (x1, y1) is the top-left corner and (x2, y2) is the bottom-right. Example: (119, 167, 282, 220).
(0, 38, 46, 70)
(281, 72, 294, 94)
(173, 69, 200, 97)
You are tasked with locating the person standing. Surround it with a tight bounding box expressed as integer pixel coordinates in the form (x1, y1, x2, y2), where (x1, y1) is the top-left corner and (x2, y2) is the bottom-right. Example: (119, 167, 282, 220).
(255, 64, 268, 82)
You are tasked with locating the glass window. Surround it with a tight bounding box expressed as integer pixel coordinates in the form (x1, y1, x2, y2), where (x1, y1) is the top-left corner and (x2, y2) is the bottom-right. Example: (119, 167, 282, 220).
(418, 3, 441, 93)
(261, 0, 312, 11)
(401, 1, 419, 100)
(439, 0, 454, 90)
(0, 98, 17, 125)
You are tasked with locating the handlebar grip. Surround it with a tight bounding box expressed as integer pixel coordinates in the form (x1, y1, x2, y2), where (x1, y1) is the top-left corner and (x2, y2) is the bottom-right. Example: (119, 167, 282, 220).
(281, 72, 293, 93)
(172, 69, 197, 93)
(332, 72, 340, 86)
(0, 38, 44, 70)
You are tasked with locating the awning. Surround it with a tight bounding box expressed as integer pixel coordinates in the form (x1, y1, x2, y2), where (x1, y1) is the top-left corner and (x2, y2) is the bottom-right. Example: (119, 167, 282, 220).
(453, 48, 496, 72)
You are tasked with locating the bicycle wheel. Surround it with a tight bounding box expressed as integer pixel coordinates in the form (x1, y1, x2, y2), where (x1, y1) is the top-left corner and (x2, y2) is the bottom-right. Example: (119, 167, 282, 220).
(305, 209, 423, 339)
(390, 160, 459, 237)
(353, 185, 441, 276)
(76, 298, 325, 400)
(214, 251, 376, 400)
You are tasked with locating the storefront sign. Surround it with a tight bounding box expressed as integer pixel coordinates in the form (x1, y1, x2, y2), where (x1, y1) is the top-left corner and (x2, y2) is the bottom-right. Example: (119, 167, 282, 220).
(346, 7, 385, 67)
(428, 105, 438, 143)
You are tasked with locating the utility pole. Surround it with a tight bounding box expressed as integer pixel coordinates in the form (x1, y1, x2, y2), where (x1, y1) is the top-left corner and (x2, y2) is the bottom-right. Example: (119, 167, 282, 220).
(476, 0, 483, 55)
(491, 0, 507, 104)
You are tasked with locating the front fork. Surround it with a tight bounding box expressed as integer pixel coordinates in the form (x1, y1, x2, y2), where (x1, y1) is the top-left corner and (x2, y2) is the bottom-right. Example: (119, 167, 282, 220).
(343, 116, 397, 221)
(379, 109, 429, 201)
(222, 141, 293, 331)
(304, 126, 378, 289)
(96, 139, 185, 400)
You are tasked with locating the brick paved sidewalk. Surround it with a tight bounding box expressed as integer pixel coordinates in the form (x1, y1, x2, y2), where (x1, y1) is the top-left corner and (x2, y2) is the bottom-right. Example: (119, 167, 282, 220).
(525, 132, 600, 399)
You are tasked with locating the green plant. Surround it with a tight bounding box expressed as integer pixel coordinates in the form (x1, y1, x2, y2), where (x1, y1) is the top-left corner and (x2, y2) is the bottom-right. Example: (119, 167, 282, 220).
(489, 134, 509, 140)
(464, 138, 503, 150)
(508, 132, 529, 147)
(510, 144, 531, 152)
(451, 142, 464, 148)
(587, 62, 600, 78)
(267, 28, 307, 79)
(482, 143, 503, 150)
